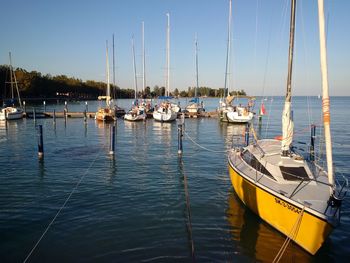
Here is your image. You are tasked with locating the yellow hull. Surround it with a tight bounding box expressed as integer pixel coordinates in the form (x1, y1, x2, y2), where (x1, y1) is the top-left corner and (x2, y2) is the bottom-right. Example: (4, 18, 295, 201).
(229, 164, 333, 255)
(95, 108, 115, 122)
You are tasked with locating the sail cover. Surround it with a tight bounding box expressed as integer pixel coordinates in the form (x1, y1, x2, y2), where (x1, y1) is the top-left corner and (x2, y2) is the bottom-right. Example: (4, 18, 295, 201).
(282, 101, 294, 152)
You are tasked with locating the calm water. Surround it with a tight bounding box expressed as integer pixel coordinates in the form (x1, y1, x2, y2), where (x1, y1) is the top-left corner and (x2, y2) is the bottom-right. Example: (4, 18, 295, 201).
(0, 97, 349, 262)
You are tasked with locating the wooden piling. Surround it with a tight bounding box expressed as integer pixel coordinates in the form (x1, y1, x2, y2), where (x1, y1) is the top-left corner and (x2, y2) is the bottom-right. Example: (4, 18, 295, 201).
(178, 123, 183, 155)
(310, 124, 316, 161)
(37, 125, 44, 158)
(33, 108, 36, 123)
(53, 109, 56, 124)
(109, 125, 116, 155)
(245, 123, 250, 146)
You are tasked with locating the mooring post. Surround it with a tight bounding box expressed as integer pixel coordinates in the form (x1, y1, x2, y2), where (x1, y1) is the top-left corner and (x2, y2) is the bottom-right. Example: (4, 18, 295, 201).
(109, 125, 116, 155)
(43, 101, 46, 112)
(310, 124, 316, 161)
(37, 125, 44, 158)
(83, 110, 87, 123)
(85, 101, 88, 113)
(33, 108, 36, 123)
(245, 122, 250, 146)
(64, 101, 68, 112)
(53, 109, 56, 124)
(178, 123, 183, 155)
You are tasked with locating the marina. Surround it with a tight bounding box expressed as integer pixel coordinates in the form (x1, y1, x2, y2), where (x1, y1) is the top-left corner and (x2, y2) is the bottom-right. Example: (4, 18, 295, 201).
(1, 0, 350, 261)
(0, 97, 349, 262)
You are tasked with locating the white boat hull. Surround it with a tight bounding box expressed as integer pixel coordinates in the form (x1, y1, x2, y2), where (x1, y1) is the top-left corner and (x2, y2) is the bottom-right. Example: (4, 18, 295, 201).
(153, 109, 177, 122)
(124, 112, 146, 121)
(0, 107, 23, 120)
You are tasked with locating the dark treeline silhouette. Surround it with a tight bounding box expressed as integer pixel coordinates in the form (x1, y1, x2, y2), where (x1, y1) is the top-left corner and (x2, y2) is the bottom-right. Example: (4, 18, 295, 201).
(0, 65, 246, 101)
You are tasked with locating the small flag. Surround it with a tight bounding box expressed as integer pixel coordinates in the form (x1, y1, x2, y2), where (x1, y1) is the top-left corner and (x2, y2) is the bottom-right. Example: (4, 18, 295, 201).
(260, 102, 266, 116)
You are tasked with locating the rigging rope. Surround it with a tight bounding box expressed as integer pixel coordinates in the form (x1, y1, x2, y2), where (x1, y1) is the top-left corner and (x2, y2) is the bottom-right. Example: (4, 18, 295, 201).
(23, 143, 106, 262)
(184, 131, 228, 153)
(179, 159, 195, 260)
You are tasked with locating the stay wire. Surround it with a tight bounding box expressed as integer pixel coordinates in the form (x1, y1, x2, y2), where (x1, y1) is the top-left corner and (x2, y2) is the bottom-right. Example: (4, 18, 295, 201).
(23, 143, 106, 263)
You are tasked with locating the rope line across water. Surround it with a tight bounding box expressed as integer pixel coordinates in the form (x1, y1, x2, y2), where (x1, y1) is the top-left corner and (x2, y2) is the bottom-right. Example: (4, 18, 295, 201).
(23, 143, 106, 263)
(184, 131, 228, 153)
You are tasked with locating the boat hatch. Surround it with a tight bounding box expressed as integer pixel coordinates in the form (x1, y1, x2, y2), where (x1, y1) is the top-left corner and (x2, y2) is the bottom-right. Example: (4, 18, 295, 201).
(242, 150, 275, 180)
(280, 166, 310, 181)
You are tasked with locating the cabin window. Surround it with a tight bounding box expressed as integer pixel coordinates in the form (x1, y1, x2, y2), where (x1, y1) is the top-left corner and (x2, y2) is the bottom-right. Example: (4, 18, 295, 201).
(279, 166, 310, 181)
(242, 150, 274, 180)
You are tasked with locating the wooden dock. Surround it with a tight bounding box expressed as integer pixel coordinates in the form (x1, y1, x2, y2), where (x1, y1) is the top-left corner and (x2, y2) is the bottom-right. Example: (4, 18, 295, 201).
(24, 111, 219, 119)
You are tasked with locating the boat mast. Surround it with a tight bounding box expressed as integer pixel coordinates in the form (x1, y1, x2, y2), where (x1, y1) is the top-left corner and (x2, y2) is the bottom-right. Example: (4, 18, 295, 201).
(317, 0, 334, 189)
(224, 0, 232, 98)
(112, 34, 116, 87)
(142, 21, 146, 95)
(132, 37, 138, 100)
(194, 34, 199, 98)
(166, 13, 170, 97)
(281, 0, 296, 156)
(106, 41, 111, 107)
(9, 52, 22, 108)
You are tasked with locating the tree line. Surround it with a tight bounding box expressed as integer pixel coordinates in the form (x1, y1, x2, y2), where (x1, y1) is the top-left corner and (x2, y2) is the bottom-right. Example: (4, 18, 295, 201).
(0, 65, 246, 101)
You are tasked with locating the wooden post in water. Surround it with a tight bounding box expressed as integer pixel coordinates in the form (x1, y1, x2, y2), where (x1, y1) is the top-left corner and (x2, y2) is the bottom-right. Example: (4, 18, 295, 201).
(83, 110, 87, 123)
(37, 125, 44, 158)
(53, 109, 56, 124)
(33, 108, 36, 123)
(245, 123, 250, 146)
(109, 125, 116, 155)
(310, 124, 316, 161)
(178, 123, 183, 155)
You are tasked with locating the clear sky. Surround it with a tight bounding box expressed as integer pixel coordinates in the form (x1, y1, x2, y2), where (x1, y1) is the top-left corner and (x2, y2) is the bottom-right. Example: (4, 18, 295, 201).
(0, 0, 349, 96)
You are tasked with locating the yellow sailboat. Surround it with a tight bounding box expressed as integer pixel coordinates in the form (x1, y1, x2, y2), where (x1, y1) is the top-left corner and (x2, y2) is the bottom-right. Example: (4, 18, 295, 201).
(228, 0, 347, 255)
(95, 41, 116, 122)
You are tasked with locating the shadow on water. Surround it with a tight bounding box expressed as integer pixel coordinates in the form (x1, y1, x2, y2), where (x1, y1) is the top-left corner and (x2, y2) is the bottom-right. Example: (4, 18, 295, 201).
(226, 190, 315, 262)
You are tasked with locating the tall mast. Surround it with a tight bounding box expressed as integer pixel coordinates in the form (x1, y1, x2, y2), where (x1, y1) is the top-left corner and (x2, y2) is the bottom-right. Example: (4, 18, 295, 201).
(132, 37, 138, 100)
(142, 21, 146, 94)
(194, 34, 199, 98)
(166, 13, 170, 97)
(281, 0, 296, 156)
(9, 52, 14, 100)
(318, 0, 334, 189)
(224, 0, 232, 98)
(112, 34, 116, 86)
(9, 52, 22, 108)
(106, 41, 111, 107)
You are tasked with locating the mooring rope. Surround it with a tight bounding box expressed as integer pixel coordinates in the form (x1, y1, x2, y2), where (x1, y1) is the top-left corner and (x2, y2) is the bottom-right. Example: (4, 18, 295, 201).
(180, 159, 195, 260)
(184, 131, 228, 154)
(273, 206, 305, 263)
(23, 143, 106, 263)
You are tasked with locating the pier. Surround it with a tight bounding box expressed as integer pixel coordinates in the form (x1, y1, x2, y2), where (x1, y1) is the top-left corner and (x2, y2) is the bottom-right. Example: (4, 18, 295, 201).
(24, 111, 219, 119)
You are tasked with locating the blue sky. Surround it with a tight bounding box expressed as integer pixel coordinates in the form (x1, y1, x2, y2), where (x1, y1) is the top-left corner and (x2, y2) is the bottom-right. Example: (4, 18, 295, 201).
(0, 0, 349, 96)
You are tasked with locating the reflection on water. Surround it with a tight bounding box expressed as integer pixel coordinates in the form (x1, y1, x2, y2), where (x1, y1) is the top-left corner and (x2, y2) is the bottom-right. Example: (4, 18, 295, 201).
(219, 122, 246, 149)
(226, 191, 313, 262)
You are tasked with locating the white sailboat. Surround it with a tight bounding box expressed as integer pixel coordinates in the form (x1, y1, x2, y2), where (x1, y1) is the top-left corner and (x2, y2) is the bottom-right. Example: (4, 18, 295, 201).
(218, 0, 254, 123)
(95, 41, 115, 122)
(124, 37, 147, 122)
(186, 34, 205, 114)
(139, 21, 153, 115)
(153, 13, 178, 122)
(0, 52, 24, 121)
(228, 0, 347, 255)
